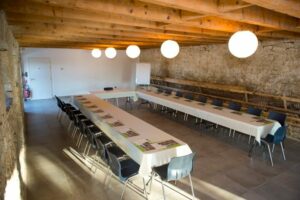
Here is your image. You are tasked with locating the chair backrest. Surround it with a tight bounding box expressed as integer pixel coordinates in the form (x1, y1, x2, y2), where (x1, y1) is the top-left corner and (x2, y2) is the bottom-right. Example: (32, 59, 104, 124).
(74, 114, 86, 126)
(164, 89, 172, 95)
(86, 126, 99, 148)
(175, 91, 183, 97)
(212, 99, 223, 107)
(94, 136, 109, 162)
(247, 106, 262, 116)
(228, 102, 241, 111)
(185, 93, 194, 100)
(273, 126, 287, 144)
(157, 88, 163, 93)
(107, 150, 122, 178)
(167, 153, 196, 181)
(197, 96, 207, 103)
(268, 111, 286, 126)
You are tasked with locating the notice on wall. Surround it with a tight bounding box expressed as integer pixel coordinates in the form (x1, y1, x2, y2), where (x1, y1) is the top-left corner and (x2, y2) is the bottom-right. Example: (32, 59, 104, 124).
(136, 63, 151, 85)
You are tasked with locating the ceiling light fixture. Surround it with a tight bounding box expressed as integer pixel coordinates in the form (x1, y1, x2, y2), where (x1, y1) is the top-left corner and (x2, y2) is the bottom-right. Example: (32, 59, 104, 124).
(126, 45, 141, 59)
(105, 47, 117, 59)
(91, 48, 101, 58)
(228, 31, 258, 58)
(160, 40, 180, 59)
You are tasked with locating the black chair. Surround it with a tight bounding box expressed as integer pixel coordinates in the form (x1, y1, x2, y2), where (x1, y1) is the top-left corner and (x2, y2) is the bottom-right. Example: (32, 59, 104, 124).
(106, 149, 146, 200)
(84, 125, 102, 156)
(175, 91, 183, 97)
(55, 96, 74, 121)
(151, 153, 196, 200)
(268, 111, 286, 126)
(164, 89, 172, 95)
(228, 102, 241, 111)
(65, 106, 81, 132)
(261, 126, 287, 166)
(73, 114, 88, 145)
(212, 99, 223, 107)
(185, 93, 194, 100)
(182, 93, 194, 120)
(197, 95, 207, 103)
(247, 106, 262, 116)
(195, 96, 207, 124)
(78, 119, 96, 149)
(157, 88, 164, 93)
(94, 134, 114, 164)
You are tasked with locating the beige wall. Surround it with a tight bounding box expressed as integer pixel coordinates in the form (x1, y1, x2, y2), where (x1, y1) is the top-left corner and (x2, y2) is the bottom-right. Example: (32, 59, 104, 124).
(140, 39, 300, 97)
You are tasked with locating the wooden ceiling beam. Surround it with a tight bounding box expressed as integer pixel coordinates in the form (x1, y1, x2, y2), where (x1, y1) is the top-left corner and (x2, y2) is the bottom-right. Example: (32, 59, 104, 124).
(17, 35, 225, 49)
(139, 0, 300, 33)
(217, 0, 253, 12)
(242, 0, 300, 19)
(9, 22, 228, 43)
(22, 0, 260, 32)
(6, 14, 228, 41)
(1, 2, 232, 37)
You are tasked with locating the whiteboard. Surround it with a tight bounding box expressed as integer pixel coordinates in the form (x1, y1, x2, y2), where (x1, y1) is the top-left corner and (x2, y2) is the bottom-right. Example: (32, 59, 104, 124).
(136, 63, 151, 85)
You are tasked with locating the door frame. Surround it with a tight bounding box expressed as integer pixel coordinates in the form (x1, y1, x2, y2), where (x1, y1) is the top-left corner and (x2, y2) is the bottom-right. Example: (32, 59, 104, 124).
(28, 57, 53, 100)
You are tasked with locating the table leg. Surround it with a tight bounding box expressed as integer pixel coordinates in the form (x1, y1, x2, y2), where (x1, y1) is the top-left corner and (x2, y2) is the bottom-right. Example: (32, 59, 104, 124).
(248, 140, 257, 157)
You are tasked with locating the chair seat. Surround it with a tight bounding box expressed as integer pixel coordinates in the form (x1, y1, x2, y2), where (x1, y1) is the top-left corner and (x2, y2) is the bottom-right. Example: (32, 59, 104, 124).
(152, 164, 169, 180)
(120, 159, 140, 179)
(98, 135, 112, 146)
(107, 146, 125, 158)
(89, 126, 101, 134)
(262, 134, 274, 143)
(82, 120, 94, 127)
(72, 110, 81, 115)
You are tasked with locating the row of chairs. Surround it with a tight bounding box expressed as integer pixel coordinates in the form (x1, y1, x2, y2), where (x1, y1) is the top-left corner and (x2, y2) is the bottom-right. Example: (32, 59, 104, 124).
(55, 96, 145, 199)
(55, 96, 197, 199)
(155, 88, 287, 166)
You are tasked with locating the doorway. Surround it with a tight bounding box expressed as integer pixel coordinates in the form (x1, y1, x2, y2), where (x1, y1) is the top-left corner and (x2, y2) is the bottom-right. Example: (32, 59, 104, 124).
(28, 57, 53, 100)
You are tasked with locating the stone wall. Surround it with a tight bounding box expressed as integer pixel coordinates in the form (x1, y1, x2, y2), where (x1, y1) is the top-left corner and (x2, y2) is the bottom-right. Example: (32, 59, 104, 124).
(140, 39, 300, 140)
(140, 39, 300, 97)
(0, 11, 25, 200)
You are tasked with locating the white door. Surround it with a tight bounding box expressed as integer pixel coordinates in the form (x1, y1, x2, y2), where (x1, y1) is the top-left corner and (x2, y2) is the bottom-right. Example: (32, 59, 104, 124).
(28, 57, 53, 100)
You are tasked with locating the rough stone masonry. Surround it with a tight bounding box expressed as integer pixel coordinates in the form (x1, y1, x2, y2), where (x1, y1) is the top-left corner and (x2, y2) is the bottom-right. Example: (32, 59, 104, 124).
(0, 11, 25, 200)
(140, 39, 300, 140)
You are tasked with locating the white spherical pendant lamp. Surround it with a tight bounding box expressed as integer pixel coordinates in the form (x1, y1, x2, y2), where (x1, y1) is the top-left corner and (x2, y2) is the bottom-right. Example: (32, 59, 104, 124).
(126, 45, 141, 59)
(228, 31, 258, 58)
(160, 40, 180, 59)
(105, 47, 117, 59)
(91, 48, 101, 58)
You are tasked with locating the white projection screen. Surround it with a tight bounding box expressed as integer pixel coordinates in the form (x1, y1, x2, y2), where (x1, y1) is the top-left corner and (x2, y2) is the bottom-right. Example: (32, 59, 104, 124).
(136, 63, 151, 85)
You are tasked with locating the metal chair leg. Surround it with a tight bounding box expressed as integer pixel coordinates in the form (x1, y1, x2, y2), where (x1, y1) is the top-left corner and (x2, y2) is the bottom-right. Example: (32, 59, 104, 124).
(266, 144, 274, 166)
(280, 142, 286, 160)
(86, 144, 91, 156)
(83, 141, 89, 155)
(120, 179, 129, 200)
(147, 172, 154, 193)
(143, 177, 148, 199)
(161, 181, 166, 200)
(189, 174, 195, 200)
(77, 134, 84, 148)
(248, 135, 251, 144)
(68, 121, 73, 132)
(272, 144, 275, 153)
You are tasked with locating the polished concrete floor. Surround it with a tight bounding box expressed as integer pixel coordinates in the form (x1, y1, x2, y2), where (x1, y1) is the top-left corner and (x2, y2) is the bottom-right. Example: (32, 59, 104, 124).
(24, 98, 300, 200)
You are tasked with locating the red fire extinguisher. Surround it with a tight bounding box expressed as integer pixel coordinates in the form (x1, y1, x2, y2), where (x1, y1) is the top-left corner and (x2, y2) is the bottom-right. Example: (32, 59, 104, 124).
(24, 88, 31, 99)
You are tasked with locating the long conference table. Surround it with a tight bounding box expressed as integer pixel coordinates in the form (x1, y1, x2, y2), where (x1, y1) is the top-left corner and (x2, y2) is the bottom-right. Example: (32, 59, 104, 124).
(74, 94, 192, 175)
(74, 88, 281, 175)
(92, 88, 281, 144)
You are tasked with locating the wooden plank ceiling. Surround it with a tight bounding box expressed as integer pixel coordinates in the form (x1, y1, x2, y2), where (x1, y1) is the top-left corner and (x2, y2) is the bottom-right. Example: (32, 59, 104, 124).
(1, 0, 300, 49)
